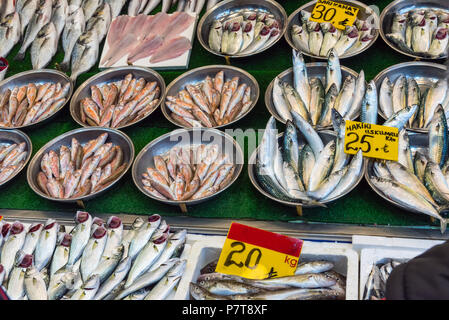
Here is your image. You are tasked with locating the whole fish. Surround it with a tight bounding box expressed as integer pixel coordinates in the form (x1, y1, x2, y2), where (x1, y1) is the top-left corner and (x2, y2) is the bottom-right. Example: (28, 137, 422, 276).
(121, 217, 145, 259)
(346, 70, 366, 121)
(411, 15, 431, 54)
(428, 105, 448, 167)
(34, 219, 59, 271)
(0, 12, 21, 58)
(334, 75, 356, 118)
(149, 229, 187, 272)
(333, 26, 359, 56)
(70, 30, 99, 82)
(291, 24, 309, 52)
(7, 253, 33, 300)
(308, 78, 324, 125)
(379, 77, 394, 118)
(31, 22, 58, 70)
(21, 223, 43, 255)
(326, 149, 363, 199)
(1, 221, 26, 281)
(47, 267, 78, 300)
(50, 233, 72, 276)
(320, 24, 341, 57)
(16, 0, 38, 37)
(326, 49, 342, 93)
(115, 258, 179, 300)
(60, 8, 85, 72)
(94, 256, 131, 300)
(272, 77, 292, 122)
(245, 273, 336, 290)
(67, 211, 93, 267)
(292, 49, 310, 110)
(423, 80, 448, 128)
(291, 110, 324, 159)
(429, 27, 449, 58)
(70, 274, 100, 300)
(308, 140, 336, 192)
(51, 0, 68, 41)
(144, 259, 187, 300)
(101, 216, 123, 259)
(208, 20, 222, 52)
(128, 214, 161, 260)
(383, 104, 419, 129)
(15, 0, 53, 61)
(24, 266, 48, 300)
(86, 2, 111, 43)
(197, 279, 266, 296)
(308, 24, 323, 56)
(282, 82, 310, 123)
(295, 261, 334, 275)
(361, 81, 378, 125)
(80, 226, 108, 282)
(81, 0, 103, 21)
(91, 244, 124, 283)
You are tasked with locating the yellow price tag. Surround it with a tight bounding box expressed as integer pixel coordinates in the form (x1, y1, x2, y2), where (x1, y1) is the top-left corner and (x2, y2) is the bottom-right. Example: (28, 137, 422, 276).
(0, 216, 2, 222)
(344, 121, 399, 161)
(310, 0, 360, 30)
(215, 223, 303, 280)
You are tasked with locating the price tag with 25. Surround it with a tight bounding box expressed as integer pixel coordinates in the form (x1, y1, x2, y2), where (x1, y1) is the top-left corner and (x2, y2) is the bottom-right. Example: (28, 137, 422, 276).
(215, 223, 303, 280)
(309, 0, 360, 30)
(344, 120, 399, 161)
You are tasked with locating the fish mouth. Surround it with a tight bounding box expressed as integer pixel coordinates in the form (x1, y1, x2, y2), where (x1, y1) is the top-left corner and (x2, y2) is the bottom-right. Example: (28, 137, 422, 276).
(10, 222, 24, 235)
(76, 211, 90, 223)
(107, 216, 122, 229)
(148, 214, 161, 222)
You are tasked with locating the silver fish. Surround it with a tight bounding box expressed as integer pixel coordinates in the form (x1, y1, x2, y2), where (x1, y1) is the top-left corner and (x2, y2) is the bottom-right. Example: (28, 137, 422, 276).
(34, 219, 58, 271)
(383, 104, 418, 129)
(47, 267, 78, 300)
(245, 273, 336, 290)
(326, 49, 342, 93)
(128, 214, 161, 261)
(92, 244, 124, 283)
(121, 217, 145, 259)
(80, 226, 108, 282)
(346, 70, 366, 121)
(291, 24, 309, 52)
(105, 0, 126, 18)
(102, 216, 123, 259)
(24, 266, 48, 300)
(68, 211, 92, 267)
(85, 2, 111, 43)
(81, 0, 103, 21)
(361, 80, 378, 125)
(334, 75, 356, 118)
(291, 110, 324, 160)
(379, 77, 394, 118)
(208, 20, 222, 52)
(6, 253, 33, 300)
(295, 261, 334, 275)
(21, 223, 43, 256)
(50, 233, 72, 276)
(70, 30, 99, 82)
(333, 26, 358, 56)
(94, 256, 132, 300)
(143, 259, 187, 300)
(272, 77, 292, 122)
(70, 274, 100, 300)
(292, 49, 310, 110)
(61, 7, 85, 71)
(51, 0, 68, 41)
(308, 140, 336, 192)
(31, 22, 58, 70)
(149, 229, 187, 272)
(16, 0, 38, 37)
(1, 221, 26, 281)
(0, 12, 21, 58)
(326, 149, 363, 199)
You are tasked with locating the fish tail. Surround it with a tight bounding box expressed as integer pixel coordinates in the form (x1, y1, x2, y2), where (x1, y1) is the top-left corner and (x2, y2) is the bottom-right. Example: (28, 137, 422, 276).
(440, 218, 448, 234)
(14, 51, 25, 61)
(59, 61, 69, 72)
(304, 200, 327, 208)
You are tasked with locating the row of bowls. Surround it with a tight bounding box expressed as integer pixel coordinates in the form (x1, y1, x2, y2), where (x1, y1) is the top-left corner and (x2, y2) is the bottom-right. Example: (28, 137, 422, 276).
(198, 0, 449, 61)
(2, 125, 437, 230)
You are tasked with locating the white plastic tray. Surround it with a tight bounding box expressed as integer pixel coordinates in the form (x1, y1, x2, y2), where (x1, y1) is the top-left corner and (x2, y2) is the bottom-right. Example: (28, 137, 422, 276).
(175, 237, 359, 300)
(99, 12, 198, 70)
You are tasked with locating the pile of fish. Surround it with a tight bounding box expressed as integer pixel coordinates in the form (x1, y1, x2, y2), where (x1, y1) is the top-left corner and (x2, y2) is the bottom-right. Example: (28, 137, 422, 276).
(291, 10, 376, 57)
(166, 71, 253, 128)
(379, 75, 449, 129)
(273, 49, 370, 128)
(0, 212, 189, 300)
(369, 105, 449, 233)
(363, 260, 402, 300)
(1, 0, 113, 81)
(190, 259, 346, 300)
(208, 10, 281, 56)
(0, 142, 28, 184)
(0, 81, 71, 128)
(37, 133, 128, 199)
(80, 74, 161, 128)
(128, 0, 223, 15)
(142, 143, 236, 201)
(100, 12, 194, 67)
(256, 111, 363, 205)
(386, 9, 449, 58)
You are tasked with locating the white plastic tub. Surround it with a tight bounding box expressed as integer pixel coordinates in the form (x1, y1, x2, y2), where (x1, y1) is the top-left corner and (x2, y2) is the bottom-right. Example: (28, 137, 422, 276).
(175, 237, 359, 300)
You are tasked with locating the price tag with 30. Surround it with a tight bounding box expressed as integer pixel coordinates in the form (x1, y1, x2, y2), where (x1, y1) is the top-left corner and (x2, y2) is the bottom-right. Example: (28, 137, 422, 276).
(215, 223, 303, 280)
(309, 0, 360, 30)
(344, 120, 399, 161)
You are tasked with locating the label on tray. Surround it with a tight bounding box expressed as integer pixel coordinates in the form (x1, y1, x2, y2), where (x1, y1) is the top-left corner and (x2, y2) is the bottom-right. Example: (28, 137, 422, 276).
(0, 216, 2, 222)
(215, 222, 303, 280)
(309, 0, 359, 30)
(344, 120, 399, 161)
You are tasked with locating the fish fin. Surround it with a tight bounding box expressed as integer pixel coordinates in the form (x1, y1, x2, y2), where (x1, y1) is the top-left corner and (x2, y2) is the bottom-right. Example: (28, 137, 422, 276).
(303, 200, 327, 208)
(440, 219, 448, 234)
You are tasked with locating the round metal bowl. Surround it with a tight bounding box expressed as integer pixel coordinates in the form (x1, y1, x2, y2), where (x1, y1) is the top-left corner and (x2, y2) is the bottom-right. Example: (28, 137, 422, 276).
(70, 66, 166, 130)
(0, 129, 32, 188)
(132, 127, 244, 207)
(162, 65, 260, 129)
(27, 127, 135, 203)
(373, 61, 447, 133)
(265, 63, 361, 130)
(197, 0, 288, 59)
(380, 0, 449, 60)
(285, 0, 380, 60)
(0, 69, 73, 130)
(248, 130, 366, 208)
(364, 131, 429, 216)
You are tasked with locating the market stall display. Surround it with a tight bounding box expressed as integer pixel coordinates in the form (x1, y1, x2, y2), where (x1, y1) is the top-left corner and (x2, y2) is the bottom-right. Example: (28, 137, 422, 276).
(27, 127, 134, 203)
(374, 61, 449, 132)
(197, 0, 287, 58)
(162, 65, 259, 128)
(70, 66, 165, 129)
(0, 211, 191, 300)
(132, 128, 243, 211)
(248, 114, 365, 208)
(285, 0, 379, 59)
(0, 129, 32, 187)
(265, 49, 366, 129)
(0, 69, 73, 129)
(380, 0, 449, 60)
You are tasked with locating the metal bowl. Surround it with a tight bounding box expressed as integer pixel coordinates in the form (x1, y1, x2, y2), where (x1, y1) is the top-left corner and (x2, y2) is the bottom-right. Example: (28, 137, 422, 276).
(162, 65, 260, 129)
(285, 0, 380, 60)
(248, 130, 366, 208)
(0, 69, 73, 130)
(380, 0, 449, 60)
(373, 61, 447, 133)
(27, 127, 135, 203)
(70, 66, 166, 130)
(132, 127, 244, 207)
(0, 129, 32, 187)
(197, 0, 288, 59)
(265, 63, 361, 130)
(365, 132, 429, 215)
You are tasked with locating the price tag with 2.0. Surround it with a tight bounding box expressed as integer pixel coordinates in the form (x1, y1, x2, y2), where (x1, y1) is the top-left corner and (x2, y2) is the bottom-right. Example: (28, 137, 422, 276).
(215, 223, 303, 280)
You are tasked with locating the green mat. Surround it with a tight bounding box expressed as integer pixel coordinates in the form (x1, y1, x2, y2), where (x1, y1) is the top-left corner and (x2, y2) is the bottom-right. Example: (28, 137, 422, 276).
(0, 0, 441, 229)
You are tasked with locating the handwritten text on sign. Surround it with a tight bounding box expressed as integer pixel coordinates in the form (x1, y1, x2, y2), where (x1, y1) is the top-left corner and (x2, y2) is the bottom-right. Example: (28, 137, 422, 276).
(310, 0, 360, 30)
(215, 223, 303, 280)
(344, 121, 399, 161)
